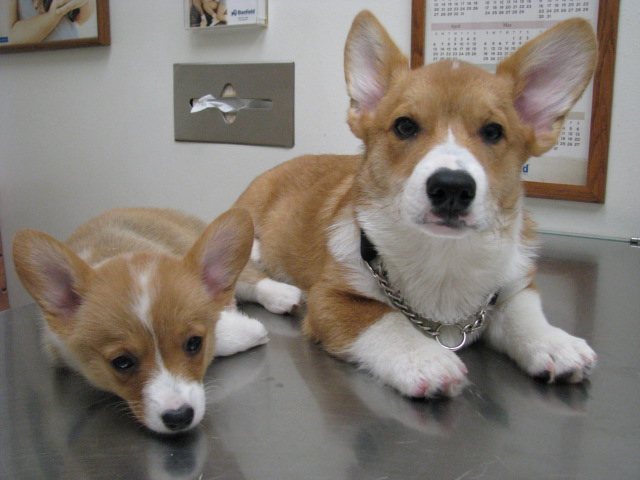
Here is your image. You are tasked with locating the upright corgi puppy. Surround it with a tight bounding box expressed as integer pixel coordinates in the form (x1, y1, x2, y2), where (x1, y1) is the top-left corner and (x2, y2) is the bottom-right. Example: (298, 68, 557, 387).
(13, 208, 268, 434)
(234, 11, 598, 398)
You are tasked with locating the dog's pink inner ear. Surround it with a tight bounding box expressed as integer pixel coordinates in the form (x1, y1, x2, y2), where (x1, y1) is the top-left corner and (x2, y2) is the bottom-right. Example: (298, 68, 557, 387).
(347, 43, 386, 113)
(345, 12, 408, 115)
(200, 252, 234, 299)
(43, 264, 83, 317)
(514, 66, 578, 134)
(194, 212, 252, 302)
(499, 19, 597, 143)
(515, 70, 563, 132)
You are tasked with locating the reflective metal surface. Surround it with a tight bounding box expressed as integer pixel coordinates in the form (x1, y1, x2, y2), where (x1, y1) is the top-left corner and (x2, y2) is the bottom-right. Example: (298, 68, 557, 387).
(1, 234, 639, 480)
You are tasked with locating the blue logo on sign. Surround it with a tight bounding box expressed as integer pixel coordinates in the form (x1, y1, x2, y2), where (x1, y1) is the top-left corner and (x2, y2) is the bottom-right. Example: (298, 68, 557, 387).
(231, 9, 256, 16)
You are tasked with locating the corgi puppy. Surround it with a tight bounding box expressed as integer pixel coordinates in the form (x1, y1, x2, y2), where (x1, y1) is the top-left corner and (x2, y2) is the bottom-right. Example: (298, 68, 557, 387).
(13, 207, 269, 434)
(233, 11, 598, 398)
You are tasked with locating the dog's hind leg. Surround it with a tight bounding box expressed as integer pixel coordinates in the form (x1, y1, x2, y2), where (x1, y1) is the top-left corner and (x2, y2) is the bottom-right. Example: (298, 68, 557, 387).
(235, 239, 302, 315)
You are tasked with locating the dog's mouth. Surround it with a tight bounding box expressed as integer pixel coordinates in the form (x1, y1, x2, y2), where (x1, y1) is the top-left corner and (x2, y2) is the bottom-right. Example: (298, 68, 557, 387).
(419, 212, 477, 238)
(434, 217, 469, 229)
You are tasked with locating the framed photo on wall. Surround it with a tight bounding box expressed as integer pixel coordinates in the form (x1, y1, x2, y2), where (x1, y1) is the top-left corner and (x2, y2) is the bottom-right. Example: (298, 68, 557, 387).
(0, 0, 110, 54)
(410, 0, 620, 203)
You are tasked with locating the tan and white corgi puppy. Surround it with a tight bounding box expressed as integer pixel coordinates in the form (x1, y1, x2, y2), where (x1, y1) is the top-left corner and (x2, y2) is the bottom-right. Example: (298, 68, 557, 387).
(233, 11, 598, 398)
(13, 207, 269, 434)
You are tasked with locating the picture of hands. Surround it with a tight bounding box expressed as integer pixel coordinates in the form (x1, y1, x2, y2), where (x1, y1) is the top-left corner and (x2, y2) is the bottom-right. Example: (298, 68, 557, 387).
(1, 0, 97, 46)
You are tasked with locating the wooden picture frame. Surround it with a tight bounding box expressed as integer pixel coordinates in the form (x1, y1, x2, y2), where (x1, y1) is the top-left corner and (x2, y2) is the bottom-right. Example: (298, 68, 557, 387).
(411, 0, 619, 203)
(0, 229, 9, 312)
(0, 0, 110, 54)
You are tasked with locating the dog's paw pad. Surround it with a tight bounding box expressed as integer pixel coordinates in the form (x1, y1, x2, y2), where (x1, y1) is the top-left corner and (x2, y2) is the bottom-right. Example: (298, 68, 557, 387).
(256, 279, 302, 315)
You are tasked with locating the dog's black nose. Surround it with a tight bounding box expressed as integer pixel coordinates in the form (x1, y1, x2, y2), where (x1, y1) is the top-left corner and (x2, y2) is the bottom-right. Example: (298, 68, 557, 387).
(426, 168, 476, 219)
(162, 405, 195, 431)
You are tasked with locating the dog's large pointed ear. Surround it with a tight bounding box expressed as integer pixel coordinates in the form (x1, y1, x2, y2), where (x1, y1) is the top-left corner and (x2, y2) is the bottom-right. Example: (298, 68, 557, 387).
(344, 10, 409, 139)
(184, 208, 254, 305)
(497, 18, 597, 155)
(13, 229, 93, 329)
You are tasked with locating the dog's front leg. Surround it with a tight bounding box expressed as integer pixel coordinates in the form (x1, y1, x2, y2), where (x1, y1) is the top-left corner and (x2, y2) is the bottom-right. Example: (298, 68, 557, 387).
(485, 287, 597, 382)
(304, 286, 469, 398)
(214, 308, 269, 357)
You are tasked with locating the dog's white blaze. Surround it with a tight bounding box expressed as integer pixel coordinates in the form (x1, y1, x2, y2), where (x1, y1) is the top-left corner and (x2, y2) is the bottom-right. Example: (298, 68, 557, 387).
(132, 264, 156, 330)
(400, 129, 489, 232)
(142, 367, 205, 434)
(131, 264, 166, 370)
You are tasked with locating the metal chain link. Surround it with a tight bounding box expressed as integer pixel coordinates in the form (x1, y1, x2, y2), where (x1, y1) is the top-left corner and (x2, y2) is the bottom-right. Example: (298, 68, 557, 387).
(364, 259, 495, 351)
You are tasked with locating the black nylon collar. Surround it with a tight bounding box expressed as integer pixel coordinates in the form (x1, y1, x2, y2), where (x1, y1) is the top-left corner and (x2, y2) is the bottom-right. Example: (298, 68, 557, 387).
(360, 229, 378, 263)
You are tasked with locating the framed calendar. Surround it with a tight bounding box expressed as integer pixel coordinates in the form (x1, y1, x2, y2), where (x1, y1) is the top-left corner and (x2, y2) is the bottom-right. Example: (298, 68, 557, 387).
(410, 0, 619, 203)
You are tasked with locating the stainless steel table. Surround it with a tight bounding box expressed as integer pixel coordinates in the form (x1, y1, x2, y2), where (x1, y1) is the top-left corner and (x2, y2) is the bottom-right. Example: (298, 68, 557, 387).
(1, 234, 639, 480)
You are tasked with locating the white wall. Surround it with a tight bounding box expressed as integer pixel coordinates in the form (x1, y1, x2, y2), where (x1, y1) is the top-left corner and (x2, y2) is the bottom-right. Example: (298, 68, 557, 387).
(1, 1, 638, 307)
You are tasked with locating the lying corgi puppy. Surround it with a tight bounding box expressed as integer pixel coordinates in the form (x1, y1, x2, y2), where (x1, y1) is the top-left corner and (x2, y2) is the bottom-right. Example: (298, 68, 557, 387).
(234, 11, 598, 398)
(13, 207, 269, 434)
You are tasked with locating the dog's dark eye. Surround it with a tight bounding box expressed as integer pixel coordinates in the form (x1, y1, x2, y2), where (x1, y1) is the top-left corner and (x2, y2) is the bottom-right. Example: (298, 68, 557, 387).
(111, 355, 137, 372)
(184, 336, 203, 355)
(479, 123, 504, 144)
(393, 117, 420, 140)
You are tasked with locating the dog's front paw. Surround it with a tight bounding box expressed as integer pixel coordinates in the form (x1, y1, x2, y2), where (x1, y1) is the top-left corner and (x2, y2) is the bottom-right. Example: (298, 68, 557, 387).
(215, 309, 269, 356)
(383, 346, 469, 398)
(348, 314, 469, 398)
(518, 327, 597, 383)
(255, 278, 302, 315)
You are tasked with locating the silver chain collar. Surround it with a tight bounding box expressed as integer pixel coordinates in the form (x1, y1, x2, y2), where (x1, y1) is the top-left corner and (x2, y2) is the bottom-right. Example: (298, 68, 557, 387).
(364, 258, 497, 351)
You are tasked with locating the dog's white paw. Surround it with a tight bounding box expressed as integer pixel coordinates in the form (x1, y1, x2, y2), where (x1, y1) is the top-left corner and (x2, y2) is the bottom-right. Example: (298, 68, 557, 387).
(214, 309, 269, 357)
(380, 347, 469, 398)
(517, 327, 597, 383)
(255, 278, 302, 315)
(348, 313, 469, 398)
